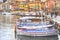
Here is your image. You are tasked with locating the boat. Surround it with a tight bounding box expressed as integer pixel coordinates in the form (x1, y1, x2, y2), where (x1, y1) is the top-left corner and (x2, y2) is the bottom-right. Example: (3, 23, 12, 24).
(16, 16, 59, 36)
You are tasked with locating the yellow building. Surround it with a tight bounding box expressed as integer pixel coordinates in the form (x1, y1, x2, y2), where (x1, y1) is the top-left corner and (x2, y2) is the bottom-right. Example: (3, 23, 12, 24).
(11, 0, 45, 12)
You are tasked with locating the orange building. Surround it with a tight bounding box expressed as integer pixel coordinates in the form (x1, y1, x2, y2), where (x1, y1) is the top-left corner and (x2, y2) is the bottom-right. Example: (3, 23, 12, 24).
(47, 0, 54, 12)
(48, 0, 54, 8)
(47, 0, 54, 9)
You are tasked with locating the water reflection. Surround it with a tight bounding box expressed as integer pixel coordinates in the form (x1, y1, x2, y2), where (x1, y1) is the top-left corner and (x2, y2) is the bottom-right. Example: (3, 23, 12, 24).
(17, 35, 58, 40)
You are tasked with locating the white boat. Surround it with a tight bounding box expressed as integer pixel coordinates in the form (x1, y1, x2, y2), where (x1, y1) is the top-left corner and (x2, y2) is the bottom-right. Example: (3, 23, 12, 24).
(16, 16, 59, 36)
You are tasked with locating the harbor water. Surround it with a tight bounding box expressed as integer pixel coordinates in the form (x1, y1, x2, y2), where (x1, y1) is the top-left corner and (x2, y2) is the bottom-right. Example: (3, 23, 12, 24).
(17, 35, 58, 40)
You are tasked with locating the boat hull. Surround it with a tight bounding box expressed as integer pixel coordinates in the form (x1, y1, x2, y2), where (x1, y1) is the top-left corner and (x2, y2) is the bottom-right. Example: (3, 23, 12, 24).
(16, 29, 59, 36)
